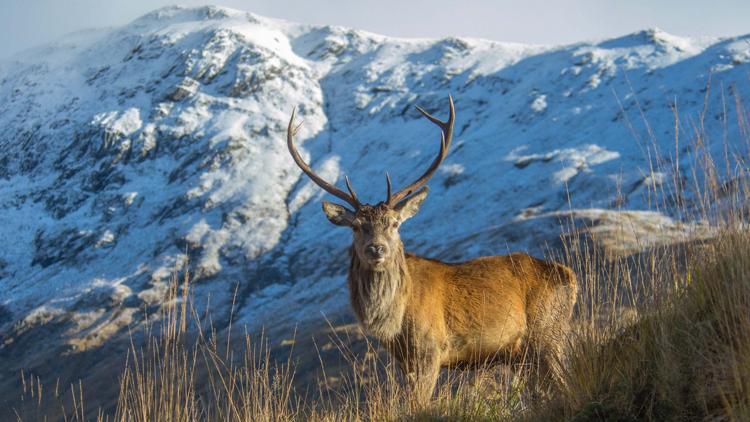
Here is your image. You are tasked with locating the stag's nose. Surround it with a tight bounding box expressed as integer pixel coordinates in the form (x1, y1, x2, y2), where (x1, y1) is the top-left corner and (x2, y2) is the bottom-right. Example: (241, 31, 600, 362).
(366, 243, 386, 258)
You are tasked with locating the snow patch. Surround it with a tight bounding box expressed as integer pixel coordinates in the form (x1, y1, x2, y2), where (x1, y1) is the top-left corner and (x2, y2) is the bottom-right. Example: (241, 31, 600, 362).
(92, 108, 143, 136)
(530, 94, 547, 113)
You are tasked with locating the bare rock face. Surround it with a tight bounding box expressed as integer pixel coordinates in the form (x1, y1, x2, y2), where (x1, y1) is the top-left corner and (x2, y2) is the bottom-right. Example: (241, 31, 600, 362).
(0, 6, 748, 409)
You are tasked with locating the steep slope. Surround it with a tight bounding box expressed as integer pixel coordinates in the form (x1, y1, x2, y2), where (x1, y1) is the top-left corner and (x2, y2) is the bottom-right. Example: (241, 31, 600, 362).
(0, 5, 748, 373)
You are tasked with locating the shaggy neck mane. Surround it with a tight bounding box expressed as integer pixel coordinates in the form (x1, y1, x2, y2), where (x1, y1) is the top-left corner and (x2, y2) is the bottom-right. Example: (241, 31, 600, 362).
(348, 243, 410, 340)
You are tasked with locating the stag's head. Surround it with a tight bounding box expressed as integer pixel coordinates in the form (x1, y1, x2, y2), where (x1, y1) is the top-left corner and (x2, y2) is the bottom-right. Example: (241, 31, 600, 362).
(287, 96, 455, 270)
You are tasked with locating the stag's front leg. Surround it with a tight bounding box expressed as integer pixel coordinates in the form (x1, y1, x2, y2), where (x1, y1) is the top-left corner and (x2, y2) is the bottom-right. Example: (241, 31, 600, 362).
(402, 344, 441, 407)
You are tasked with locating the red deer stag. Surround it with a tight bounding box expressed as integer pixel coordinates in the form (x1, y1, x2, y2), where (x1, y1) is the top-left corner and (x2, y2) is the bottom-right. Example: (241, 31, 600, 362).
(287, 96, 577, 404)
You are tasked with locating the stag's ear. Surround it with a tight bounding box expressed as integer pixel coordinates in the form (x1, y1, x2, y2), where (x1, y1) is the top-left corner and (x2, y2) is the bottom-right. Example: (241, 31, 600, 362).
(322, 201, 356, 226)
(395, 187, 429, 222)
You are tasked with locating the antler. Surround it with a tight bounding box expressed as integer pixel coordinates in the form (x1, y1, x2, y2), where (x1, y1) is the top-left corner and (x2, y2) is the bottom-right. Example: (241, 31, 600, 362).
(386, 95, 455, 206)
(287, 108, 361, 209)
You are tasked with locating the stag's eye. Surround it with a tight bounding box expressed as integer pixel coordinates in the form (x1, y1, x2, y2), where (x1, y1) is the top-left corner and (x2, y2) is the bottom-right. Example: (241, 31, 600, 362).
(391, 222, 399, 229)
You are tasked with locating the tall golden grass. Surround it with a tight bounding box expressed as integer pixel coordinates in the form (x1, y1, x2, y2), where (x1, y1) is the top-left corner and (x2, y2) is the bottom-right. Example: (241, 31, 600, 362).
(10, 82, 750, 421)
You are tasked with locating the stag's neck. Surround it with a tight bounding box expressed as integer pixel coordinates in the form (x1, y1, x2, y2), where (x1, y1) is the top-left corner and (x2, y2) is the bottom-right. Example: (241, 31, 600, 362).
(348, 246, 411, 340)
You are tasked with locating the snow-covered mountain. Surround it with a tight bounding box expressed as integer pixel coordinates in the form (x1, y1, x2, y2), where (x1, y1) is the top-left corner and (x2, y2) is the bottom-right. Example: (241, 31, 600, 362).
(0, 5, 748, 368)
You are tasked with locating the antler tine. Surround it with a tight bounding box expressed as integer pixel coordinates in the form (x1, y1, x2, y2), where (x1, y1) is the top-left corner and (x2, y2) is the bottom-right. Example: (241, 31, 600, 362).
(344, 176, 361, 207)
(384, 172, 392, 204)
(387, 95, 455, 206)
(415, 94, 455, 150)
(287, 108, 361, 209)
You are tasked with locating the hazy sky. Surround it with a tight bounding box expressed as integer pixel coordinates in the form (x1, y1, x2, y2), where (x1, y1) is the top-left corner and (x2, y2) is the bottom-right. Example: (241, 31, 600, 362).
(2, 0, 749, 58)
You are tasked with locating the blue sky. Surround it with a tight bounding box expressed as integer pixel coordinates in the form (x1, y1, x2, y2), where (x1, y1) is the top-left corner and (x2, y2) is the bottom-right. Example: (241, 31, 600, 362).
(2, 0, 749, 58)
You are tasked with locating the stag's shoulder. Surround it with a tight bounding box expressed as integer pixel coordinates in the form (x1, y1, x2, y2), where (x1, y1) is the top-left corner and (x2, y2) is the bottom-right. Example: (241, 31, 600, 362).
(404, 252, 452, 272)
